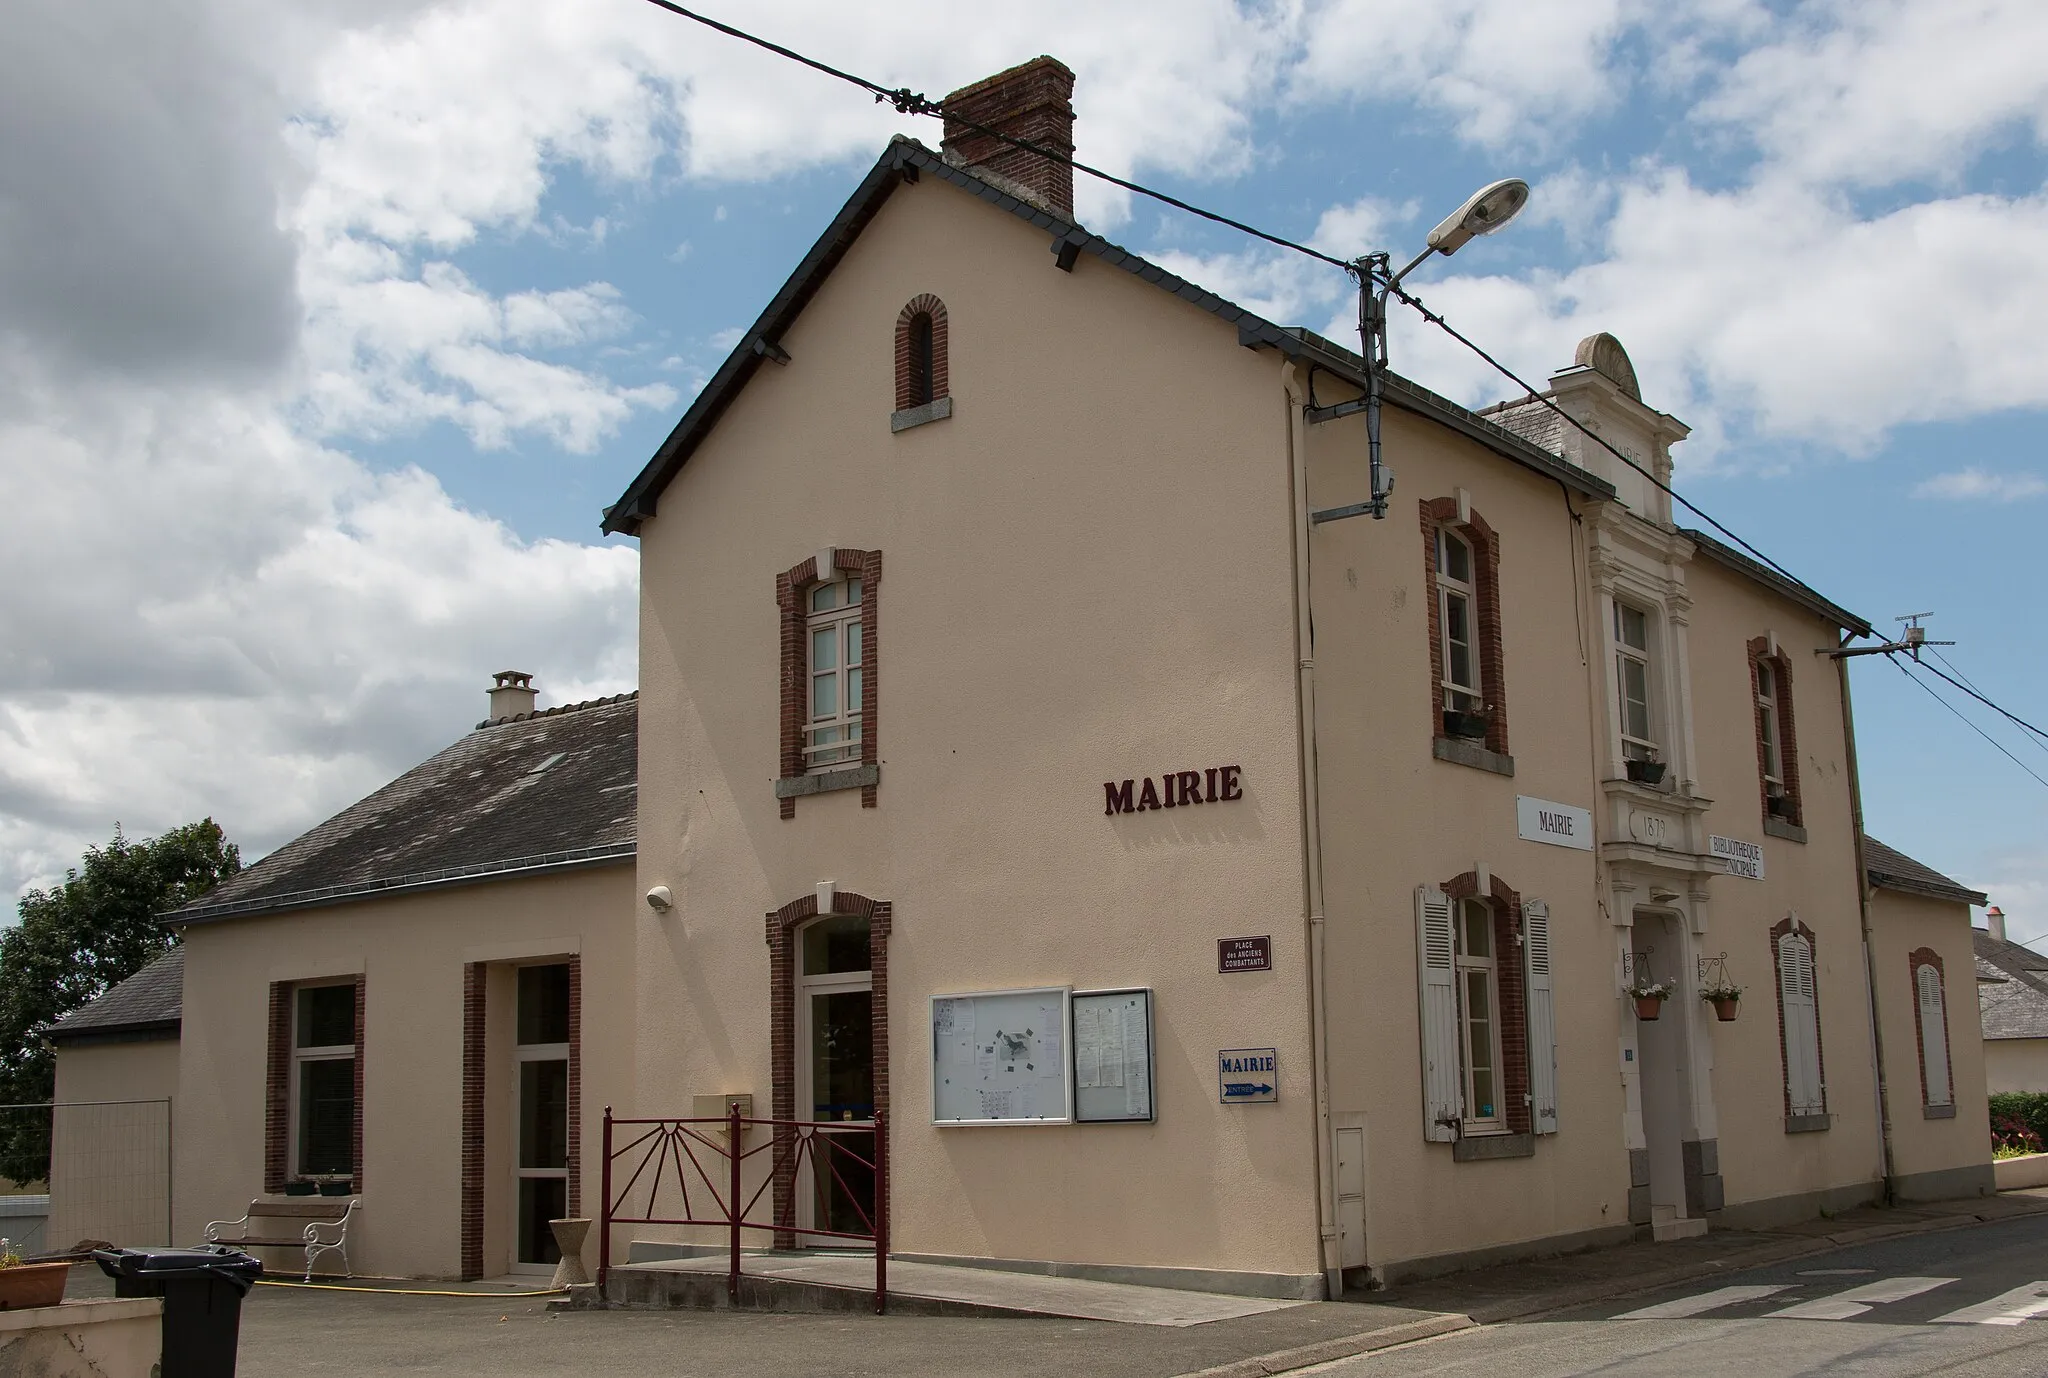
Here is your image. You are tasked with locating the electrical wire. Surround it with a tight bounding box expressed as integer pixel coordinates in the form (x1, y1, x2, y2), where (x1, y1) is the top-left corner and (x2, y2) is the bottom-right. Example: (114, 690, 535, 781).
(631, 0, 1350, 269)
(631, 2, 1847, 621)
(1887, 653, 2048, 791)
(1910, 652, 2048, 745)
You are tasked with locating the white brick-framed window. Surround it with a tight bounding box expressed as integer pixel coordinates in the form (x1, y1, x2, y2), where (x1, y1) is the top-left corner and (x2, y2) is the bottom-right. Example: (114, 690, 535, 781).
(806, 575, 863, 771)
(1454, 897, 1505, 1134)
(1757, 659, 1784, 789)
(1613, 600, 1658, 762)
(1773, 919, 1826, 1123)
(292, 981, 357, 1179)
(1437, 529, 1480, 713)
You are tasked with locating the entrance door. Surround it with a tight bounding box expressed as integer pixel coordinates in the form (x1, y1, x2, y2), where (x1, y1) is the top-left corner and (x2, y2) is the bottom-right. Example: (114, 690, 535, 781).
(1632, 913, 1690, 1224)
(514, 963, 571, 1270)
(795, 916, 874, 1240)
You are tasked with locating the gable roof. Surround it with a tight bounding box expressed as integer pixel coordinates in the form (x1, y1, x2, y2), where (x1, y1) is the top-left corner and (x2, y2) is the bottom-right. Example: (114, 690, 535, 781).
(1863, 837, 1988, 906)
(602, 138, 1613, 537)
(48, 948, 182, 1045)
(1684, 529, 1871, 638)
(1976, 928, 2048, 1040)
(171, 694, 637, 926)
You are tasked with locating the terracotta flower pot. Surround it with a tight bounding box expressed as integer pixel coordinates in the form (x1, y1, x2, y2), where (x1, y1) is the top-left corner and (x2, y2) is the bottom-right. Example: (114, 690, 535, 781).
(1711, 997, 1740, 1022)
(1634, 996, 1664, 1020)
(0, 1261, 70, 1310)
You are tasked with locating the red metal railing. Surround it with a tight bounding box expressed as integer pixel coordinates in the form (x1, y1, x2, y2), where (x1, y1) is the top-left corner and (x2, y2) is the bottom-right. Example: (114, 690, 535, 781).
(599, 1103, 888, 1313)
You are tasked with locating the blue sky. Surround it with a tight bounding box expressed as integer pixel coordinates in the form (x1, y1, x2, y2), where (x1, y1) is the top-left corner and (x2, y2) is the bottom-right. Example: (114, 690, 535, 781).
(4, 0, 2045, 933)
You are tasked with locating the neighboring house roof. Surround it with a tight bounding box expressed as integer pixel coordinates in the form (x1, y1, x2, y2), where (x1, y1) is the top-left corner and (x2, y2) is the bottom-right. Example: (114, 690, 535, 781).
(1977, 930, 2048, 1041)
(171, 694, 637, 926)
(48, 948, 183, 1046)
(1863, 837, 1989, 906)
(602, 137, 1614, 537)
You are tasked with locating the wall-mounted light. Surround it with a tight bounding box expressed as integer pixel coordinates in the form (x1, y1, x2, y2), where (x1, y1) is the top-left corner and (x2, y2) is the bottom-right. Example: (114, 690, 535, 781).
(645, 885, 674, 912)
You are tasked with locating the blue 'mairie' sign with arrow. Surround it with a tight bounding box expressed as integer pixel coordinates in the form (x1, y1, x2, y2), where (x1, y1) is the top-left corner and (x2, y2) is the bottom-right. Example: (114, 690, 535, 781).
(1218, 1048, 1278, 1104)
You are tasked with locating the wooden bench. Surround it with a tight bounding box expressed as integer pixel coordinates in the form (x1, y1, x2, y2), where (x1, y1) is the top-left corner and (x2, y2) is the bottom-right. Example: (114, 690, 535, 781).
(205, 1198, 360, 1281)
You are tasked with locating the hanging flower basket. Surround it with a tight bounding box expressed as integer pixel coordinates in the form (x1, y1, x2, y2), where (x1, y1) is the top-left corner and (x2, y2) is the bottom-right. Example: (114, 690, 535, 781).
(1702, 983, 1744, 1022)
(1629, 982, 1672, 1020)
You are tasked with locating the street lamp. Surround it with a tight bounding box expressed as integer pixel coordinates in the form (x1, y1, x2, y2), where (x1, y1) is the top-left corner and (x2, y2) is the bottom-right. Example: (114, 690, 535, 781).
(1311, 178, 1531, 524)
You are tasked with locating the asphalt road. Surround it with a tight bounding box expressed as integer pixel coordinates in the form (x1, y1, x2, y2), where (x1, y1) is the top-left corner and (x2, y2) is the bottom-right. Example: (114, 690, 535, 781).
(1313, 1213, 2048, 1377)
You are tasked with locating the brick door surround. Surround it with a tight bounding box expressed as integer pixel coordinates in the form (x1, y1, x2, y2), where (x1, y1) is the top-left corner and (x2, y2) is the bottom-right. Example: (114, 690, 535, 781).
(766, 890, 893, 1247)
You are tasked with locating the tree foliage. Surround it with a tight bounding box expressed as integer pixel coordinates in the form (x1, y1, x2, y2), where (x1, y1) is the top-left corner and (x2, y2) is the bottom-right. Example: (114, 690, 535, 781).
(0, 820, 240, 1183)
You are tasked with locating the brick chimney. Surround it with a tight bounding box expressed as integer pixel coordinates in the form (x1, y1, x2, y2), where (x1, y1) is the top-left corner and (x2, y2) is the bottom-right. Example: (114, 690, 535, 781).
(941, 56, 1076, 219)
(487, 670, 536, 723)
(1988, 905, 2007, 942)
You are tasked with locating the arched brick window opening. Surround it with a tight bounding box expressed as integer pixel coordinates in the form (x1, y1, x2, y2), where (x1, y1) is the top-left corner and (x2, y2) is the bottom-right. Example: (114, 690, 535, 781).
(1908, 948, 1954, 1115)
(767, 890, 893, 1248)
(1421, 497, 1509, 757)
(894, 295, 949, 413)
(1748, 637, 1803, 829)
(1771, 915, 1828, 1126)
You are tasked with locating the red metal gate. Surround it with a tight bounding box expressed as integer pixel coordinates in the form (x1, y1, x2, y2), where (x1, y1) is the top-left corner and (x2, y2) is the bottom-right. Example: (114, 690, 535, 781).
(599, 1103, 888, 1313)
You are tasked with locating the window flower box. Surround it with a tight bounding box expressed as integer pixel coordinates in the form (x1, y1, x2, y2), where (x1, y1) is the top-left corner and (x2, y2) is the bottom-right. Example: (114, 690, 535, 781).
(1625, 758, 1667, 785)
(1441, 709, 1490, 741)
(1767, 793, 1797, 820)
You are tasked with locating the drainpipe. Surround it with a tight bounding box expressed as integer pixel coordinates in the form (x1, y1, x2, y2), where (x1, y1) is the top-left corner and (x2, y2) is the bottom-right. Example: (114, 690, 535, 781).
(1281, 360, 1343, 1298)
(1837, 640, 1896, 1203)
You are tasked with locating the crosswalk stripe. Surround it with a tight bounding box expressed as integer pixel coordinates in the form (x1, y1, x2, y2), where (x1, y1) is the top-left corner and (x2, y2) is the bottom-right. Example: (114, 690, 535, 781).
(1932, 1283, 2048, 1327)
(1767, 1276, 1958, 1320)
(1618, 1285, 1792, 1319)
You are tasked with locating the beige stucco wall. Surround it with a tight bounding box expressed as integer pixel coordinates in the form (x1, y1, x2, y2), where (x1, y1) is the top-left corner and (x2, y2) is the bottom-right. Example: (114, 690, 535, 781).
(1681, 555, 1882, 1218)
(633, 173, 1323, 1287)
(174, 864, 634, 1278)
(1867, 887, 1991, 1196)
(1985, 1038, 2048, 1094)
(1303, 400, 1624, 1269)
(50, 1039, 179, 1249)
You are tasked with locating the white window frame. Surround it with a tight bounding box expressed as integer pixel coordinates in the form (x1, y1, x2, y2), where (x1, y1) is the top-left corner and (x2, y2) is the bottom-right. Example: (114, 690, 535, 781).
(805, 576, 863, 772)
(1757, 659, 1784, 789)
(1436, 528, 1481, 714)
(1915, 961, 1953, 1109)
(1776, 929, 1825, 1118)
(1613, 600, 1659, 763)
(796, 917, 874, 1236)
(1453, 898, 1506, 1135)
(512, 963, 571, 1273)
(290, 980, 356, 1182)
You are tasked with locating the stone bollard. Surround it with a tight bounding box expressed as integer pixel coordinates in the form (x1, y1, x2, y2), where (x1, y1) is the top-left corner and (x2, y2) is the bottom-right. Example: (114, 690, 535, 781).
(548, 1219, 593, 1288)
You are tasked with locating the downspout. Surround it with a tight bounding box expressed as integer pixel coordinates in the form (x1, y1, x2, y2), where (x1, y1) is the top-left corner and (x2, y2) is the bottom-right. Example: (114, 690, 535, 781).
(1281, 359, 1343, 1297)
(1837, 639, 1897, 1203)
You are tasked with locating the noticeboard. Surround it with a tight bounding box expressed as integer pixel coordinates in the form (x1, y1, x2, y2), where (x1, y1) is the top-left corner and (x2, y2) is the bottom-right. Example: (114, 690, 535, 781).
(1072, 988, 1155, 1123)
(931, 988, 1073, 1125)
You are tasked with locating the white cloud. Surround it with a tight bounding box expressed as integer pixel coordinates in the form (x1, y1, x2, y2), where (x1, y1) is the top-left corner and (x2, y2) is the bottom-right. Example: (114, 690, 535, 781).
(1697, 0, 2048, 188)
(1378, 173, 2048, 460)
(1914, 469, 2048, 502)
(0, 359, 638, 901)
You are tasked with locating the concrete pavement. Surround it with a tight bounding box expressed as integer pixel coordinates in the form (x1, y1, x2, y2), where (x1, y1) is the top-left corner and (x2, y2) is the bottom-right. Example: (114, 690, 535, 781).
(1302, 1209, 2048, 1377)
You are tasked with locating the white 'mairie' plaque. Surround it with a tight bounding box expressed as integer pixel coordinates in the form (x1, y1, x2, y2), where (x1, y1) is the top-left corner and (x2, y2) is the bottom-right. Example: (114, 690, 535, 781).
(1517, 796, 1594, 851)
(1710, 835, 1765, 880)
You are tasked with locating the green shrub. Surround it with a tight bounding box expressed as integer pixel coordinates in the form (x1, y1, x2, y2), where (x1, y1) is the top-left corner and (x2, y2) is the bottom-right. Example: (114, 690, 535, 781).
(1988, 1092, 2048, 1155)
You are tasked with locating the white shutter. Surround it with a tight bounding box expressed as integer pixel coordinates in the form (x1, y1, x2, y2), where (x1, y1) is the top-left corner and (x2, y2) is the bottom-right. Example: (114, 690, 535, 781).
(1416, 886, 1461, 1142)
(1917, 963, 1952, 1107)
(1778, 931, 1824, 1116)
(1523, 899, 1559, 1134)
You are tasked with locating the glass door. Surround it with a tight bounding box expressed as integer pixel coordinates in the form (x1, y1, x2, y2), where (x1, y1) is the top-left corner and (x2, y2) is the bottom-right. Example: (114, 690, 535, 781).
(796, 917, 874, 1240)
(514, 964, 570, 1269)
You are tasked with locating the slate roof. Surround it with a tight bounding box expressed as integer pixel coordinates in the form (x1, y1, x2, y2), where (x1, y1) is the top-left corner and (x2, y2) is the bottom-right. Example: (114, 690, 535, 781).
(1976, 930, 2048, 1041)
(1864, 837, 1989, 906)
(602, 137, 1614, 537)
(48, 948, 183, 1044)
(171, 694, 637, 926)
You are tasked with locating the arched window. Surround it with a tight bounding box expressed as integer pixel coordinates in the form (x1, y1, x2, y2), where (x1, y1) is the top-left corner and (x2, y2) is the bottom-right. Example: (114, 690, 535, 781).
(1749, 638, 1803, 831)
(893, 295, 950, 423)
(905, 313, 934, 408)
(1421, 497, 1508, 759)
